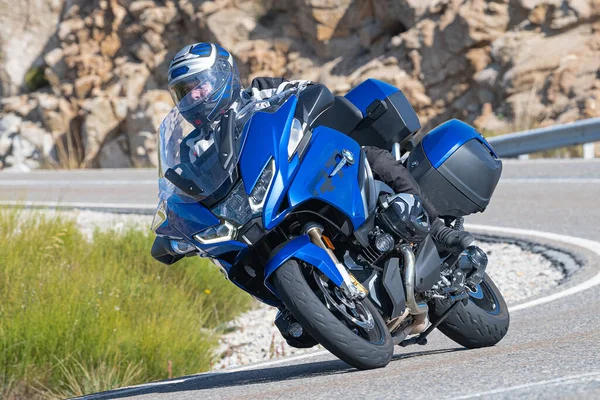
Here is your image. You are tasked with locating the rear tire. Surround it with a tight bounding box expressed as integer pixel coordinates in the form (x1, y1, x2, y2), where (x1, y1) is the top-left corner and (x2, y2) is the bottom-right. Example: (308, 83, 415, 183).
(431, 273, 509, 349)
(273, 259, 393, 370)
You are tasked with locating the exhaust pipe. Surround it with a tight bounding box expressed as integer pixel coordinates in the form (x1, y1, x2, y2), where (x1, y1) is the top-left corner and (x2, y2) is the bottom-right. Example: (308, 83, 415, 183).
(397, 244, 429, 337)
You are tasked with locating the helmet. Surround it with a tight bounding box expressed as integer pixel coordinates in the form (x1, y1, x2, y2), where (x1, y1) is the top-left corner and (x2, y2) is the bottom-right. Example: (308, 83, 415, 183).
(167, 42, 241, 127)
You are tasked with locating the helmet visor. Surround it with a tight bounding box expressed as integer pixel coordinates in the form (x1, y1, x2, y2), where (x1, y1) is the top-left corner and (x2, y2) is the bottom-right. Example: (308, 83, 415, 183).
(168, 63, 230, 112)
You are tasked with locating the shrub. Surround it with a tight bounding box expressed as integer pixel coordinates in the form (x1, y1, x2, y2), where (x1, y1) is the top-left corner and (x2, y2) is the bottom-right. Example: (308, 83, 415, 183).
(0, 209, 251, 399)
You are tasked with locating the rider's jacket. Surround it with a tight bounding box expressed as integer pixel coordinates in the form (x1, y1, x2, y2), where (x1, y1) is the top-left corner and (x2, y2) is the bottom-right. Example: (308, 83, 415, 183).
(242, 77, 313, 101)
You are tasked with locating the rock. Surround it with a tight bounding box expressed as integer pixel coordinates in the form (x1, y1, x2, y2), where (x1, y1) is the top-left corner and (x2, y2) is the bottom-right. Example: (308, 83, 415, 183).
(128, 0, 156, 18)
(1, 96, 38, 118)
(205, 8, 257, 49)
(139, 4, 178, 33)
(2, 0, 600, 170)
(0, 113, 24, 137)
(19, 121, 55, 158)
(473, 103, 511, 133)
(126, 90, 171, 167)
(100, 33, 122, 57)
(74, 76, 98, 99)
(10, 135, 37, 163)
(115, 62, 151, 111)
(81, 96, 123, 164)
(0, 0, 65, 95)
(98, 136, 132, 168)
(58, 18, 86, 41)
(0, 114, 22, 155)
(128, 131, 158, 167)
(44, 47, 69, 78)
(143, 30, 165, 52)
(372, 0, 437, 31)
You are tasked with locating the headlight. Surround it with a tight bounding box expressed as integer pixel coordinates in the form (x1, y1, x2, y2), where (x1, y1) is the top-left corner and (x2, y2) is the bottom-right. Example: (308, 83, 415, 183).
(193, 182, 252, 244)
(211, 181, 252, 226)
(170, 240, 196, 254)
(287, 118, 305, 159)
(151, 200, 167, 232)
(288, 118, 304, 159)
(194, 221, 236, 244)
(249, 158, 275, 214)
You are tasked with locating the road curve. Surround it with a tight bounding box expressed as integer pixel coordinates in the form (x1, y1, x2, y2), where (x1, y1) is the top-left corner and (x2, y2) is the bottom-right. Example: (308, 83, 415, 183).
(2, 159, 600, 399)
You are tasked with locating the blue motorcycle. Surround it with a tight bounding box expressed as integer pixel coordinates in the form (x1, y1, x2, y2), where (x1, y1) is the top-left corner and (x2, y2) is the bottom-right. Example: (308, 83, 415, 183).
(151, 79, 508, 370)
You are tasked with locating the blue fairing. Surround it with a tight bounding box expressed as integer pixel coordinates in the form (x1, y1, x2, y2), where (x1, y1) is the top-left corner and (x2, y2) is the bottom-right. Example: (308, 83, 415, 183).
(156, 199, 248, 259)
(240, 95, 302, 229)
(423, 119, 498, 169)
(264, 235, 344, 293)
(344, 78, 398, 115)
(286, 125, 367, 230)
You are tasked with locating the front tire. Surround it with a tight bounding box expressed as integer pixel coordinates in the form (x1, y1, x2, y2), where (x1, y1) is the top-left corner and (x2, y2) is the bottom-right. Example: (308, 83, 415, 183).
(431, 273, 509, 349)
(273, 259, 393, 370)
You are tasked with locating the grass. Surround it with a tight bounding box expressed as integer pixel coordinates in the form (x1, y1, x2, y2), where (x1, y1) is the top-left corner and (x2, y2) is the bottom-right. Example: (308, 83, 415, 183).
(23, 67, 49, 92)
(0, 208, 252, 399)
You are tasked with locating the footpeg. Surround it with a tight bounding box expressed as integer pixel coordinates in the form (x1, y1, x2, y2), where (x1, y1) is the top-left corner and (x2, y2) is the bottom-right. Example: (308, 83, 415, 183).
(459, 245, 488, 288)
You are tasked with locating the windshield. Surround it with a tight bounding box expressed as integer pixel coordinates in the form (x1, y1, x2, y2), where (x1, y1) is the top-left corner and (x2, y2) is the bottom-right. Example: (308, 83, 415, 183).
(157, 105, 235, 203)
(158, 84, 299, 203)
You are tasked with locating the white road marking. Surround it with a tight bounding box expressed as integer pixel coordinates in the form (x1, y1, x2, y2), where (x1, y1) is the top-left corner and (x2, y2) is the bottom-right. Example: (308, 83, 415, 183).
(223, 350, 330, 373)
(0, 179, 156, 186)
(450, 371, 600, 399)
(77, 378, 192, 399)
(501, 178, 600, 184)
(502, 159, 600, 164)
(467, 224, 600, 312)
(0, 200, 156, 211)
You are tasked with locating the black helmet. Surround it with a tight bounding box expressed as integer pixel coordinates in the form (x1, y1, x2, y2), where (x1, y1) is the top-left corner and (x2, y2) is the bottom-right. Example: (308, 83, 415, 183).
(167, 43, 241, 128)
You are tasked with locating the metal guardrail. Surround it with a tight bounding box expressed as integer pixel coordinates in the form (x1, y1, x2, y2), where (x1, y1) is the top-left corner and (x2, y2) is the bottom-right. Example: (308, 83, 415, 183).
(487, 117, 600, 158)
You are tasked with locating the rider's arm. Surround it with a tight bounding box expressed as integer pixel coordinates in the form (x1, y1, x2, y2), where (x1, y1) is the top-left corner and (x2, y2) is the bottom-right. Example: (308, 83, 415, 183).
(245, 77, 314, 100)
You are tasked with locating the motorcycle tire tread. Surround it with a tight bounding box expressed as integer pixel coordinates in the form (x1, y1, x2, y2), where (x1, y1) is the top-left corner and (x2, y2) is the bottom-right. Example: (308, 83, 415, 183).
(272, 259, 393, 370)
(432, 273, 509, 349)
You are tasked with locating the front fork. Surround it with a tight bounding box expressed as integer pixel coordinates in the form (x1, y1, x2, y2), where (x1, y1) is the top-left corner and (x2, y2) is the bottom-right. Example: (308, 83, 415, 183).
(304, 223, 368, 300)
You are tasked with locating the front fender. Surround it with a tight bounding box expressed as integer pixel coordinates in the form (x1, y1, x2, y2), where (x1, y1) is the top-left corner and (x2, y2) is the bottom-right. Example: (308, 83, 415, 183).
(264, 235, 344, 293)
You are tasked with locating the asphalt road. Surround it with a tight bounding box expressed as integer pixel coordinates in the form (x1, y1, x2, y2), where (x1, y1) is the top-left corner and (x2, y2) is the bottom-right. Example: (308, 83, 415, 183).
(2, 159, 600, 400)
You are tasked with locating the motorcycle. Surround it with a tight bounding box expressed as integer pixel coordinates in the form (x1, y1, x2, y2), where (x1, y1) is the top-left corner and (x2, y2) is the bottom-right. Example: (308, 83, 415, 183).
(151, 79, 508, 370)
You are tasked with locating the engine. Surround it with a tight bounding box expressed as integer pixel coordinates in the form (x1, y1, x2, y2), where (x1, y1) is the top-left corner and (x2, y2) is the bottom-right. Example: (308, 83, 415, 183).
(376, 193, 430, 245)
(353, 193, 431, 271)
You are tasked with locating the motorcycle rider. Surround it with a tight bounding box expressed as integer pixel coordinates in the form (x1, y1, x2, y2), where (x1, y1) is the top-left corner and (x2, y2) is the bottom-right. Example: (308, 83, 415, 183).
(166, 42, 473, 253)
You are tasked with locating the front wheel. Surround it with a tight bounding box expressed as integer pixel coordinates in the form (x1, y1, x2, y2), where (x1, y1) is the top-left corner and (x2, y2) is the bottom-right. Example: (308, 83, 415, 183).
(431, 273, 510, 349)
(272, 259, 393, 370)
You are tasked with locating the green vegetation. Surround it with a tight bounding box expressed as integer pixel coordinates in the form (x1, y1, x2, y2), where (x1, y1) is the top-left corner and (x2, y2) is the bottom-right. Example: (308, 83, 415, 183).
(0, 209, 251, 399)
(23, 66, 49, 92)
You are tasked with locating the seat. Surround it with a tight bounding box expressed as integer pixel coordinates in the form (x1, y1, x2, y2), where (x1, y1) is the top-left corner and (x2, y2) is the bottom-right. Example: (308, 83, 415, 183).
(294, 84, 335, 128)
(313, 95, 364, 136)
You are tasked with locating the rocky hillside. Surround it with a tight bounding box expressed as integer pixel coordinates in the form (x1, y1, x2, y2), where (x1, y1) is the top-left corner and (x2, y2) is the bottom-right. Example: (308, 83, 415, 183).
(1, 0, 599, 170)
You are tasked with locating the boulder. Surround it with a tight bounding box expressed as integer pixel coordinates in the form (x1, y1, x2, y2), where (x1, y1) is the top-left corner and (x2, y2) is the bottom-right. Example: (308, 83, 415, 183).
(81, 96, 123, 164)
(98, 136, 132, 168)
(126, 89, 171, 167)
(19, 121, 55, 158)
(0, 114, 22, 156)
(204, 8, 258, 49)
(373, 0, 439, 31)
(0, 0, 65, 95)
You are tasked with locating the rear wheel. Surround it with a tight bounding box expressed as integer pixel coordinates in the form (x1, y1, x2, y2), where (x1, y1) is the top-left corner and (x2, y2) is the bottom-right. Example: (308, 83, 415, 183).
(431, 273, 509, 348)
(272, 259, 393, 370)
